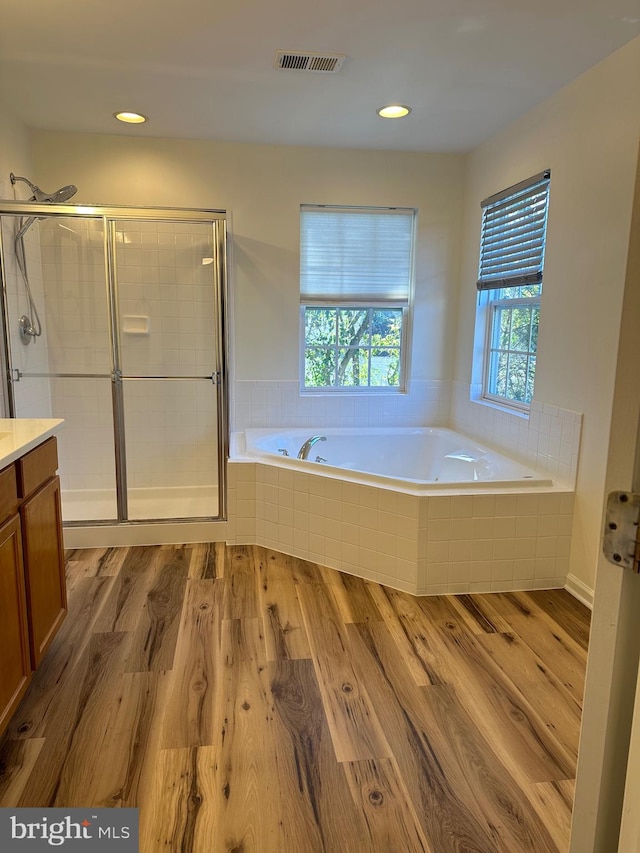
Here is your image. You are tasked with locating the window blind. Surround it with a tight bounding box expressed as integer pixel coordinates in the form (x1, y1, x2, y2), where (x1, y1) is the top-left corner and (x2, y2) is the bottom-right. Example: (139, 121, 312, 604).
(477, 170, 550, 291)
(300, 206, 415, 304)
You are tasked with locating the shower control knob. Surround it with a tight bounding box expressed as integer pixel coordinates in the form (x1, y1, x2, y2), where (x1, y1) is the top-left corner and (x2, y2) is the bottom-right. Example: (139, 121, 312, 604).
(18, 315, 36, 344)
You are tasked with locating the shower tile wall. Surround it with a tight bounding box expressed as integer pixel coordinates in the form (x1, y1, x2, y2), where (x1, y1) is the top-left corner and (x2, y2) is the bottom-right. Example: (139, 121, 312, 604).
(39, 218, 115, 499)
(2, 217, 53, 418)
(115, 220, 218, 491)
(115, 221, 216, 379)
(123, 380, 217, 489)
(39, 218, 110, 372)
(9, 217, 219, 503)
(48, 377, 114, 493)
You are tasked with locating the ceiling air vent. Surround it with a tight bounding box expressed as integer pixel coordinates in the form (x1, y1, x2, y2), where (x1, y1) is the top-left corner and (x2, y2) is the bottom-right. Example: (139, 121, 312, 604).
(274, 50, 346, 73)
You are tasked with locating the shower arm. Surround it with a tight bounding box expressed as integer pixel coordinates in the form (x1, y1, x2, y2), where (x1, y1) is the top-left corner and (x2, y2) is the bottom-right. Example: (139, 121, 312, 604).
(10, 174, 39, 199)
(10, 173, 78, 204)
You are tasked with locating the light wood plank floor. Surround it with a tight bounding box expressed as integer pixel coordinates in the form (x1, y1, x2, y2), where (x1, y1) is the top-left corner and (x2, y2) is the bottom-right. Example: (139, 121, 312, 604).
(0, 544, 591, 852)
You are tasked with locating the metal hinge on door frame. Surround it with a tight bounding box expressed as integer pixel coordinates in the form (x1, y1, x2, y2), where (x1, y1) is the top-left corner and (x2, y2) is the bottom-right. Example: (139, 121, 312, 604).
(603, 491, 640, 573)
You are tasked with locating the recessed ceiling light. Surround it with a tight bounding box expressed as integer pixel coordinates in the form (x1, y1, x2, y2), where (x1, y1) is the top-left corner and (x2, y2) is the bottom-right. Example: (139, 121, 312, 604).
(114, 111, 148, 124)
(377, 104, 412, 119)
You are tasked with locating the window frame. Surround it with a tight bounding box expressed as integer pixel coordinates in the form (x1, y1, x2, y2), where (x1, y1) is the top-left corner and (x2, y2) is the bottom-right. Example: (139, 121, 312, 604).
(300, 302, 409, 392)
(475, 171, 550, 413)
(482, 292, 540, 412)
(299, 204, 416, 393)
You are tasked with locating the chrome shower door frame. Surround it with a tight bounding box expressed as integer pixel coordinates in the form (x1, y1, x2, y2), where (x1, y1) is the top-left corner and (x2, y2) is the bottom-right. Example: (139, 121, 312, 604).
(0, 201, 229, 526)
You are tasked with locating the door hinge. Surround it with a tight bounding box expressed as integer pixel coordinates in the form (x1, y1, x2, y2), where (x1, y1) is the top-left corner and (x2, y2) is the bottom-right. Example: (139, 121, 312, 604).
(603, 491, 640, 573)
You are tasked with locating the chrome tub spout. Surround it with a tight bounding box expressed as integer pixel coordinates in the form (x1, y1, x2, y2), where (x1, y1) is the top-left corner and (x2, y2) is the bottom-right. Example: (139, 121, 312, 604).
(297, 435, 327, 460)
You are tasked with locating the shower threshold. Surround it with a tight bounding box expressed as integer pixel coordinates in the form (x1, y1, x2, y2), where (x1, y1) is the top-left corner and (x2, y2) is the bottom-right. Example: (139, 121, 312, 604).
(61, 485, 219, 522)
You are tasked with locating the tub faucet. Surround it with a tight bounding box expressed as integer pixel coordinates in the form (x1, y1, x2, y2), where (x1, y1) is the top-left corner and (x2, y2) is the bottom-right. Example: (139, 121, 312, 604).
(297, 435, 326, 460)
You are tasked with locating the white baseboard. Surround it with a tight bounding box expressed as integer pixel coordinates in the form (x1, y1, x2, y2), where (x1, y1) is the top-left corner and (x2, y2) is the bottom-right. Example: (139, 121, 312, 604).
(565, 573, 594, 610)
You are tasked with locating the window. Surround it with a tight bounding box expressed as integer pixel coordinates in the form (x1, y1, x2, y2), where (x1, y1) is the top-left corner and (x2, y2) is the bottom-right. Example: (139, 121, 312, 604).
(477, 170, 550, 410)
(300, 206, 415, 390)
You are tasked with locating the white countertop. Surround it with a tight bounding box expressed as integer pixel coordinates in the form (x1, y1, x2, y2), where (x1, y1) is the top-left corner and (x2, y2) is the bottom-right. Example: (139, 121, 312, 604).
(0, 419, 64, 469)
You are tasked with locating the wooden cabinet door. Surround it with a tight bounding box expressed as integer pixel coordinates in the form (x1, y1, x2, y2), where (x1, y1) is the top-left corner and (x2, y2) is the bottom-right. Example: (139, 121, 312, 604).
(0, 514, 31, 736)
(21, 475, 67, 668)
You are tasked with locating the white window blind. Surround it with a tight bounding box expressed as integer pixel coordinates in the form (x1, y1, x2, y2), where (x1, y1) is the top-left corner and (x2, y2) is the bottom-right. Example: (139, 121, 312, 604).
(477, 170, 550, 291)
(300, 206, 415, 304)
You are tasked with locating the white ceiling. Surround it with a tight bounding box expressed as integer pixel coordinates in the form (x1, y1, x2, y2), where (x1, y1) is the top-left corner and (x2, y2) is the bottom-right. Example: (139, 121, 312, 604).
(0, 0, 638, 152)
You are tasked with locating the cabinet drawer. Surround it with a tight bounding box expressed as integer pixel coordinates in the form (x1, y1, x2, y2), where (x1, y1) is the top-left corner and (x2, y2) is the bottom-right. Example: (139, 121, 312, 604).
(16, 437, 58, 499)
(0, 464, 18, 522)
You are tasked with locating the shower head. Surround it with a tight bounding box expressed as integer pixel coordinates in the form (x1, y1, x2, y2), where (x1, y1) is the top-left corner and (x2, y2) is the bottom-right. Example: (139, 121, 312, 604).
(10, 173, 77, 203)
(47, 184, 78, 203)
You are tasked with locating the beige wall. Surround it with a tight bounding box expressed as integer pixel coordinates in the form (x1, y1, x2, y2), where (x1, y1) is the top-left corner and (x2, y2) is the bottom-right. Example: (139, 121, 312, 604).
(454, 37, 640, 592)
(27, 132, 465, 383)
(0, 100, 33, 199)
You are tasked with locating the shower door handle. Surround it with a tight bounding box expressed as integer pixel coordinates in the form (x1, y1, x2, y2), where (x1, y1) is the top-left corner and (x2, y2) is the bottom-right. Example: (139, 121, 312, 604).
(10, 369, 21, 383)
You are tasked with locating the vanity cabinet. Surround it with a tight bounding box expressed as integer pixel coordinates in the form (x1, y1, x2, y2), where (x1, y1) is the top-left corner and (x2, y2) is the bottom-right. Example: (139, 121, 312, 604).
(0, 513, 31, 735)
(18, 439, 66, 668)
(0, 436, 66, 735)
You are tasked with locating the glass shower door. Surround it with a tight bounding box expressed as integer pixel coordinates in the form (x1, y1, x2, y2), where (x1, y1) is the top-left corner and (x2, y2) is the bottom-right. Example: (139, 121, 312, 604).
(113, 218, 223, 520)
(1, 214, 118, 521)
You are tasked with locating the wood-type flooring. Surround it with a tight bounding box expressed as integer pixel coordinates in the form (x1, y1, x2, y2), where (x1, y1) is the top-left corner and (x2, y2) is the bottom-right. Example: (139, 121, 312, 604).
(0, 543, 591, 852)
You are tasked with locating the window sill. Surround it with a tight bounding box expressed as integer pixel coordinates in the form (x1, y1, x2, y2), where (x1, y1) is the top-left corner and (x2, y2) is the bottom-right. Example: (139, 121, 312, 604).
(470, 394, 530, 420)
(300, 387, 406, 396)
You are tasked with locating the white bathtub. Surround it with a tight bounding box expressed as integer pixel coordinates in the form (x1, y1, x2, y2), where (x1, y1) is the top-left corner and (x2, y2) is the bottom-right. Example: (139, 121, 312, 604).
(237, 427, 552, 491)
(229, 426, 573, 596)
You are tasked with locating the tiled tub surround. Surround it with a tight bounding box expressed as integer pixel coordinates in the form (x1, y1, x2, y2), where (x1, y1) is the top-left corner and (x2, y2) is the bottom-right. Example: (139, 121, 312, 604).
(232, 379, 452, 430)
(226, 380, 583, 596)
(226, 460, 574, 596)
(451, 381, 582, 488)
(232, 380, 582, 487)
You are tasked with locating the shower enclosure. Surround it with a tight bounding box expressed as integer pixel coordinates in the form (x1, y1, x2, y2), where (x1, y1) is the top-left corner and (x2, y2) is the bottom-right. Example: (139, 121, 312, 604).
(0, 199, 228, 526)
